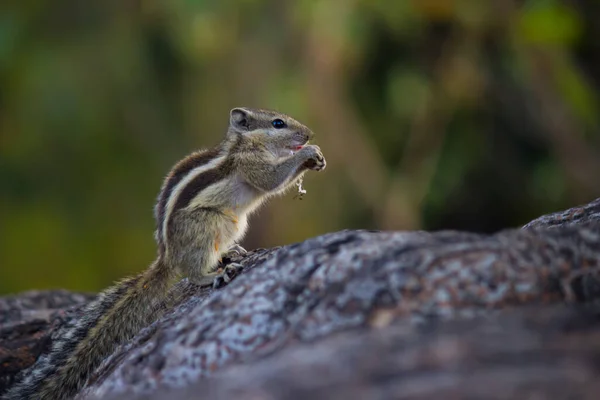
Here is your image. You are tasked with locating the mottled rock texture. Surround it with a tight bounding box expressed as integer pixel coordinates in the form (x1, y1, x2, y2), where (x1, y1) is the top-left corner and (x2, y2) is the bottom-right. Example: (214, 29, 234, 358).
(0, 291, 94, 393)
(2, 198, 600, 399)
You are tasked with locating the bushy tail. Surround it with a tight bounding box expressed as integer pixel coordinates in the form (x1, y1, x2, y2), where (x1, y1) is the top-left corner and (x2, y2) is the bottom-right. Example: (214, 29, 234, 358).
(4, 260, 173, 400)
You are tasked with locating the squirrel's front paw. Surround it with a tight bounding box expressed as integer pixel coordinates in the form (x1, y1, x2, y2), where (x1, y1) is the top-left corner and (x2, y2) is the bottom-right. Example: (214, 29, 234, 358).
(218, 244, 247, 269)
(304, 145, 326, 171)
(212, 263, 244, 289)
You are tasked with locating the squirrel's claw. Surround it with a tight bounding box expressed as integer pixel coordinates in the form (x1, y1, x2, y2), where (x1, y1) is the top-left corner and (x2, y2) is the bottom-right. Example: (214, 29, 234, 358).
(218, 244, 247, 268)
(225, 244, 247, 258)
(212, 263, 244, 289)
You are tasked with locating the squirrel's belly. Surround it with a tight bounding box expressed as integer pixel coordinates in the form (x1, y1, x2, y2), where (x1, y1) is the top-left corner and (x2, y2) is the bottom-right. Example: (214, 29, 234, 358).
(215, 210, 248, 252)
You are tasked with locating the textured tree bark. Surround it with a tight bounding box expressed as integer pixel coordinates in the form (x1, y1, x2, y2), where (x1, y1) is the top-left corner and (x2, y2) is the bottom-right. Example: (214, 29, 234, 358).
(0, 291, 94, 394)
(2, 198, 600, 399)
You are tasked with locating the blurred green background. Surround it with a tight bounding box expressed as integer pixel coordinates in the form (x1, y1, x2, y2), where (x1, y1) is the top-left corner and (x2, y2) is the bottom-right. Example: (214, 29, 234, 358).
(1, 0, 600, 294)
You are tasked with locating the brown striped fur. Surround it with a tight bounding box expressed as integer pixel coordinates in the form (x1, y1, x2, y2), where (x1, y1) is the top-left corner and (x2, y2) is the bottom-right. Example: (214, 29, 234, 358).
(154, 146, 223, 254)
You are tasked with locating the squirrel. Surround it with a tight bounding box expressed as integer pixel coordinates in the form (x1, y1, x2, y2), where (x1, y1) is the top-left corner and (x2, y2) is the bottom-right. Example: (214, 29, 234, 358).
(3, 107, 326, 400)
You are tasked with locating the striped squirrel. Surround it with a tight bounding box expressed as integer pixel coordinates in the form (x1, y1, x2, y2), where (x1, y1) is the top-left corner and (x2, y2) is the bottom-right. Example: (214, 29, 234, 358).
(4, 107, 326, 400)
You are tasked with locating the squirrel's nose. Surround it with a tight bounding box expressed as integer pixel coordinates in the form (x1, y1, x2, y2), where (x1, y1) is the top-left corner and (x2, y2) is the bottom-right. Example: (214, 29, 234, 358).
(295, 131, 310, 143)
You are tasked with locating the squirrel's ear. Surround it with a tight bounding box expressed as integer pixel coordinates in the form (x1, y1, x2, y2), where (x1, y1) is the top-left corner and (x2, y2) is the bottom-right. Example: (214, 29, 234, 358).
(230, 108, 250, 132)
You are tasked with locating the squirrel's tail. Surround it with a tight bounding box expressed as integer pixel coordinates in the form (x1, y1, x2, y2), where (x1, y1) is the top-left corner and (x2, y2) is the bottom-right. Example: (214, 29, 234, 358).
(4, 259, 174, 400)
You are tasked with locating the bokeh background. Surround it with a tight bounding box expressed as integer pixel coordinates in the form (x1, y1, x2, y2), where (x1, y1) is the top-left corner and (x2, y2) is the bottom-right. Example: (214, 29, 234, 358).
(1, 0, 600, 294)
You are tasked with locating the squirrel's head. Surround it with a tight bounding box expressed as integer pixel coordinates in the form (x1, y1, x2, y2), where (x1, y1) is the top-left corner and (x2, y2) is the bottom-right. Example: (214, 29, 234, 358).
(227, 107, 314, 158)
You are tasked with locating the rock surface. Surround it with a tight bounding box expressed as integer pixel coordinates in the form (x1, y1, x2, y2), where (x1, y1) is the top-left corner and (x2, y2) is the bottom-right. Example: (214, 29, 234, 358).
(109, 305, 600, 400)
(2, 198, 600, 399)
(0, 291, 94, 393)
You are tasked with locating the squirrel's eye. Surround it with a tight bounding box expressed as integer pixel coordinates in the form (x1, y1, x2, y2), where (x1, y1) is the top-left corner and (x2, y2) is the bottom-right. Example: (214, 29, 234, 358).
(272, 119, 286, 129)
